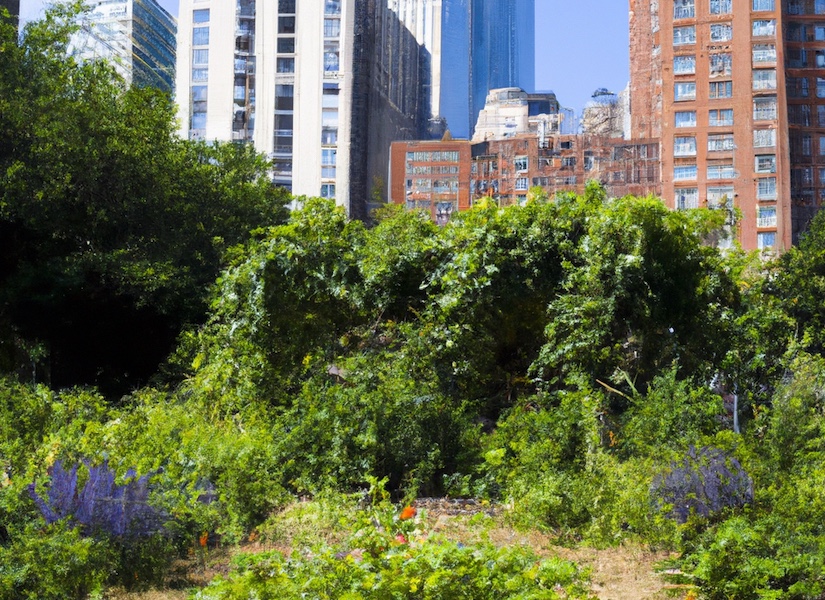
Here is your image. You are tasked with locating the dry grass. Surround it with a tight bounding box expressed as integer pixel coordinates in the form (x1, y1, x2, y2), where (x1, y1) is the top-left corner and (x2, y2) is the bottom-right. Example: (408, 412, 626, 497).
(106, 500, 684, 600)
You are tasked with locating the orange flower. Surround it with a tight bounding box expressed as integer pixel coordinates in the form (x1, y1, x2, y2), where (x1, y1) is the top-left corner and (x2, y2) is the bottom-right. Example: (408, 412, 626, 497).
(199, 532, 208, 548)
(399, 505, 417, 520)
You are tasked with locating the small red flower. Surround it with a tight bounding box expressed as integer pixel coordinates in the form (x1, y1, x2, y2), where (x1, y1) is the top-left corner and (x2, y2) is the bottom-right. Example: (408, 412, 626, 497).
(395, 533, 408, 544)
(399, 505, 417, 520)
(199, 532, 208, 548)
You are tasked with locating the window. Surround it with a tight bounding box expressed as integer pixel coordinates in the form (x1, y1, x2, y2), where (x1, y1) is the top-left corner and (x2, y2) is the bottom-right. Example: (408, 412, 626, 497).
(321, 128, 338, 145)
(757, 177, 777, 199)
(708, 163, 735, 179)
(753, 96, 777, 120)
(674, 55, 696, 74)
(675, 82, 696, 101)
(818, 78, 825, 97)
(674, 164, 697, 181)
(708, 186, 735, 208)
(787, 76, 809, 98)
(710, 0, 732, 13)
(753, 69, 776, 90)
(819, 0, 825, 13)
(674, 136, 697, 156)
(753, 20, 776, 37)
(325, 0, 341, 15)
(515, 177, 529, 191)
(758, 231, 776, 249)
(275, 84, 294, 111)
(192, 49, 208, 66)
(324, 18, 341, 37)
(752, 0, 774, 9)
(710, 53, 732, 77)
(562, 156, 577, 168)
(708, 134, 735, 151)
(277, 57, 295, 73)
(674, 0, 694, 18)
(674, 26, 696, 45)
(755, 155, 776, 173)
(709, 81, 733, 99)
(675, 111, 696, 127)
(787, 48, 808, 68)
(758, 207, 777, 228)
(192, 69, 208, 82)
(321, 148, 336, 166)
(193, 8, 209, 22)
(277, 37, 295, 53)
(709, 109, 734, 126)
(193, 27, 209, 45)
(789, 104, 812, 126)
(320, 184, 336, 198)
(514, 156, 528, 172)
(711, 24, 732, 42)
(675, 188, 699, 209)
(786, 24, 808, 43)
(793, 166, 814, 185)
(820, 135, 825, 155)
(324, 41, 339, 72)
(279, 0, 295, 12)
(754, 129, 776, 147)
(191, 111, 206, 129)
(788, 0, 804, 12)
(819, 105, 825, 126)
(817, 25, 825, 40)
(278, 16, 295, 33)
(753, 44, 776, 63)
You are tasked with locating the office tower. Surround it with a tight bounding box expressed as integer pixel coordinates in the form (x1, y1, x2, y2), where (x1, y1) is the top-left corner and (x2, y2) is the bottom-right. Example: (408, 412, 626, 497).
(176, 0, 429, 219)
(469, 0, 534, 137)
(630, 0, 819, 251)
(71, 0, 176, 93)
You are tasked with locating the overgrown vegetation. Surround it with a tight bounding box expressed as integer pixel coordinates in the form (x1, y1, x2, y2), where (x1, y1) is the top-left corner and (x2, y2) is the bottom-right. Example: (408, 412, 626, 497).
(6, 6, 825, 600)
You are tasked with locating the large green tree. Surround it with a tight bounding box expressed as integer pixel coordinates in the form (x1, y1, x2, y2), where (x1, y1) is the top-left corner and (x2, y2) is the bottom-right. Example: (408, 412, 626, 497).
(0, 6, 288, 395)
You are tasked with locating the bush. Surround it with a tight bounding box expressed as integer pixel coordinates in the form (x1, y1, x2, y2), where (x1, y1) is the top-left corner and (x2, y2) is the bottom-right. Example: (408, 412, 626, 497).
(651, 446, 753, 524)
(194, 501, 596, 600)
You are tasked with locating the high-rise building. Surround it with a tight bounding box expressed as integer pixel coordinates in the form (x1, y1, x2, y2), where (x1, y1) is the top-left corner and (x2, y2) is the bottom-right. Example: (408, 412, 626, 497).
(469, 0, 534, 137)
(629, 0, 822, 251)
(72, 0, 176, 93)
(176, 0, 430, 219)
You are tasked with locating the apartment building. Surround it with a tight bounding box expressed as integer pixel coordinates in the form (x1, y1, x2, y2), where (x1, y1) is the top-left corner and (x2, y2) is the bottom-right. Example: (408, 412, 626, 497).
(72, 0, 176, 93)
(629, 0, 825, 251)
(176, 0, 435, 219)
(389, 88, 661, 215)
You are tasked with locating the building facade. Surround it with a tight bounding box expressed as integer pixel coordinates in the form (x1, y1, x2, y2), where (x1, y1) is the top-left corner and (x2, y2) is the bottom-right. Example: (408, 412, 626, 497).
(72, 0, 176, 93)
(390, 88, 661, 216)
(175, 0, 431, 219)
(629, 0, 825, 251)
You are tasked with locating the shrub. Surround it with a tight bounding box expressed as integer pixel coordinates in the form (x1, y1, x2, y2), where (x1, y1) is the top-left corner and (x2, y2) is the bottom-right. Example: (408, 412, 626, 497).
(651, 446, 753, 524)
(194, 501, 596, 600)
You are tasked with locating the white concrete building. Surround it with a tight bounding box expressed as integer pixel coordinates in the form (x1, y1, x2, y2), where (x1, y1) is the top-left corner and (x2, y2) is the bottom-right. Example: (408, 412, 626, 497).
(176, 0, 438, 218)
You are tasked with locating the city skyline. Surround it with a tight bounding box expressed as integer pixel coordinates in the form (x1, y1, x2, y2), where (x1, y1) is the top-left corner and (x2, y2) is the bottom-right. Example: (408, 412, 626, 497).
(19, 0, 632, 115)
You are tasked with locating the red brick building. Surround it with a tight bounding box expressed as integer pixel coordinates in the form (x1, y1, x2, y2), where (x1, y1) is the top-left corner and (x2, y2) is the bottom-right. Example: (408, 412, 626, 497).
(390, 134, 661, 212)
(631, 0, 825, 251)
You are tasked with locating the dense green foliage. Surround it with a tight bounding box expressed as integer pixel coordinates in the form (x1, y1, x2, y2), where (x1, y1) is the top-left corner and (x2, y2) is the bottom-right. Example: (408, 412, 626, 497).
(0, 6, 288, 395)
(194, 497, 596, 600)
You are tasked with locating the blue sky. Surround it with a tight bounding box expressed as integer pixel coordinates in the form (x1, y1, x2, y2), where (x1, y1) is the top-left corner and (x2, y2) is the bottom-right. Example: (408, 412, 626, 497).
(535, 0, 630, 113)
(21, 0, 630, 114)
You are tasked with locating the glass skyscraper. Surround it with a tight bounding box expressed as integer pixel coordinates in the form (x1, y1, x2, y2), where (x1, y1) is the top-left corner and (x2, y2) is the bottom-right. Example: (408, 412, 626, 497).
(436, 0, 534, 138)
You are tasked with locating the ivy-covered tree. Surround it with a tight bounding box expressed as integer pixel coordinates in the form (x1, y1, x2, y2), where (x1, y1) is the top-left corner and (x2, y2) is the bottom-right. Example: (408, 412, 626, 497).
(0, 6, 288, 395)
